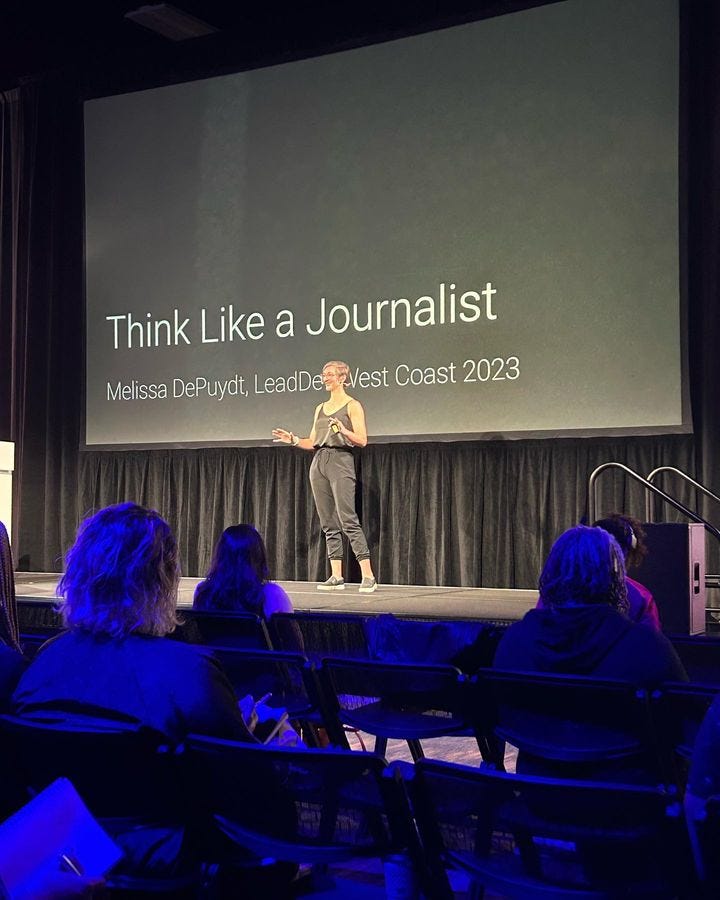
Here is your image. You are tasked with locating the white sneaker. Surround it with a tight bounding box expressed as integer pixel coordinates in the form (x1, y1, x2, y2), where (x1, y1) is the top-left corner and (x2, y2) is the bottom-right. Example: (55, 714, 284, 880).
(359, 577, 378, 593)
(317, 576, 345, 591)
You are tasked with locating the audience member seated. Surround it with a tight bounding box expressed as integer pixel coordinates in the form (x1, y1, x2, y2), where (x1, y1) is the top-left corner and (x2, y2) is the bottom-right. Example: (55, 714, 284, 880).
(193, 523, 293, 619)
(11, 503, 303, 888)
(495, 525, 686, 779)
(12, 503, 256, 744)
(593, 513, 660, 629)
(0, 522, 27, 705)
(511, 525, 682, 684)
(536, 514, 660, 630)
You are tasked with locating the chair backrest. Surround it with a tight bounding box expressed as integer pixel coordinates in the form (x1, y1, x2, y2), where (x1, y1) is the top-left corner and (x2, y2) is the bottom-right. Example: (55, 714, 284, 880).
(318, 657, 470, 755)
(0, 714, 179, 819)
(321, 657, 465, 713)
(669, 636, 720, 684)
(471, 668, 666, 782)
(16, 600, 63, 634)
(411, 758, 696, 900)
(16, 599, 64, 656)
(269, 611, 370, 659)
(182, 734, 412, 865)
(172, 609, 273, 649)
(651, 681, 720, 780)
(0, 716, 203, 894)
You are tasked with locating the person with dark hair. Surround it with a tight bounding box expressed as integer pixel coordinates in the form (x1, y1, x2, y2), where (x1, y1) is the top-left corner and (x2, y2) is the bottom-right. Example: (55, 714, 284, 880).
(0, 521, 26, 705)
(12, 504, 301, 887)
(272, 360, 377, 593)
(12, 503, 255, 744)
(593, 513, 660, 629)
(193, 524, 293, 618)
(496, 525, 684, 686)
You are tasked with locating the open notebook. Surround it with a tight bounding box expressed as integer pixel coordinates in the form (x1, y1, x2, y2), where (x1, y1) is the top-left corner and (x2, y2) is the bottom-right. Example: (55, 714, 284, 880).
(0, 778, 122, 896)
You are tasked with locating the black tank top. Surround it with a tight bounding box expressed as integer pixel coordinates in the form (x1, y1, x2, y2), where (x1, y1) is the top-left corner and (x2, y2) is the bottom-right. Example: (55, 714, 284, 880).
(314, 401, 353, 448)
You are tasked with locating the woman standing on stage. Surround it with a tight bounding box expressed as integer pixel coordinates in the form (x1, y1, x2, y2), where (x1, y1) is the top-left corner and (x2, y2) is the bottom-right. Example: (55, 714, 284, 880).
(272, 360, 377, 593)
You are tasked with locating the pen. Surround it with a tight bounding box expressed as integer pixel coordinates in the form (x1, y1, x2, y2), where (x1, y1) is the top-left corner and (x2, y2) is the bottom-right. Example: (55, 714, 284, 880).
(60, 853, 83, 876)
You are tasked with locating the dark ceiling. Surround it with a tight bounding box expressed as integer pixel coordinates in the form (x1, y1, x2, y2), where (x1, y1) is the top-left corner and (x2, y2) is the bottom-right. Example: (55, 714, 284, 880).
(0, 0, 551, 95)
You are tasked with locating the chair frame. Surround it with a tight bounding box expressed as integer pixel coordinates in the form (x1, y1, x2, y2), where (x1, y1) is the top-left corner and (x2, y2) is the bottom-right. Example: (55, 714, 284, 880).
(182, 734, 416, 873)
(650, 680, 720, 788)
(0, 713, 200, 895)
(319, 656, 481, 761)
(268, 611, 370, 660)
(470, 667, 669, 781)
(410, 757, 696, 900)
(173, 608, 273, 649)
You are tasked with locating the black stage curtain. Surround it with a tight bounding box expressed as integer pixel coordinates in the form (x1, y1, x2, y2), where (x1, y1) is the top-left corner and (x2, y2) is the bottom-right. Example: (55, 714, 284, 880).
(76, 435, 697, 586)
(0, 81, 83, 572)
(1, 2, 719, 588)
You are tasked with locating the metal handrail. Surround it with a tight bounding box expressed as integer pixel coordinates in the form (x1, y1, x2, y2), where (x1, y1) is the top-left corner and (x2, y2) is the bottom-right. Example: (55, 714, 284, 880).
(587, 462, 720, 543)
(645, 466, 720, 522)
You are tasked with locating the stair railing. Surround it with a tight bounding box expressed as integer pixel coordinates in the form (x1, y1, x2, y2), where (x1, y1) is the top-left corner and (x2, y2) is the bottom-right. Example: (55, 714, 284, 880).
(587, 462, 720, 544)
(645, 466, 720, 587)
(645, 466, 720, 521)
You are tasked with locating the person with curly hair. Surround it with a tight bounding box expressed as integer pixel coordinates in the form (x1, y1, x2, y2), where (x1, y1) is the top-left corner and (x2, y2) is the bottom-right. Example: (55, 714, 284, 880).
(12, 502, 254, 744)
(493, 525, 685, 782)
(496, 525, 684, 687)
(592, 513, 660, 629)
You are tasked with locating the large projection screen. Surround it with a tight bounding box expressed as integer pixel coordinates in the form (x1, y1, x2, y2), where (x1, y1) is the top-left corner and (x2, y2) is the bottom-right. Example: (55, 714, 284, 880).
(84, 0, 685, 448)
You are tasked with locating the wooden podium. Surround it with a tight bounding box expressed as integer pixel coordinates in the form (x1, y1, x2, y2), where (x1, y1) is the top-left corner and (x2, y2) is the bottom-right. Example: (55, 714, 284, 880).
(0, 441, 14, 545)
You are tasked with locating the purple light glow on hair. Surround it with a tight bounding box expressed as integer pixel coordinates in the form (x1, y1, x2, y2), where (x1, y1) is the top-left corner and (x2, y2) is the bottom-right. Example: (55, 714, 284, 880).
(58, 502, 180, 637)
(538, 524, 628, 613)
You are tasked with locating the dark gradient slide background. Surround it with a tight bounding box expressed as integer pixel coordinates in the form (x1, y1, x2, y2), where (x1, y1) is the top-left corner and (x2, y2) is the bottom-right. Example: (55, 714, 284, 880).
(84, 0, 683, 447)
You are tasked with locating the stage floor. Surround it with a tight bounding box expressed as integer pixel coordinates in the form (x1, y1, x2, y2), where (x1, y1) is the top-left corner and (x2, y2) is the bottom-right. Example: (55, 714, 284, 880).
(15, 572, 538, 622)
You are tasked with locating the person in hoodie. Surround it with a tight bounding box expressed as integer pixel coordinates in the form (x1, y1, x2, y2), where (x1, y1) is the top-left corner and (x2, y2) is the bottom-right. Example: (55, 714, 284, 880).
(534, 514, 661, 630)
(493, 525, 686, 780)
(495, 524, 683, 684)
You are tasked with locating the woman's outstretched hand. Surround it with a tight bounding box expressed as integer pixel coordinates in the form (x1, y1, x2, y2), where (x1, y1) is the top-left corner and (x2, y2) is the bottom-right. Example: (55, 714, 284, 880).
(272, 427, 293, 444)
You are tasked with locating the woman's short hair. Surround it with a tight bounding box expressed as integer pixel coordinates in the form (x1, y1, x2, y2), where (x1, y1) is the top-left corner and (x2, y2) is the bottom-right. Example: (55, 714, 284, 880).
(593, 513, 648, 569)
(322, 360, 350, 383)
(538, 525, 628, 613)
(193, 524, 269, 614)
(58, 503, 180, 637)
